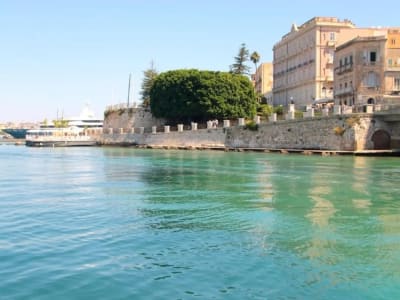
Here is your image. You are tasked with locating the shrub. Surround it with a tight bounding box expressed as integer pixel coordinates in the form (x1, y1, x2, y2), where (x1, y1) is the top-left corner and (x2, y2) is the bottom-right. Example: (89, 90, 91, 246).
(273, 105, 284, 115)
(257, 104, 273, 117)
(245, 120, 259, 131)
(334, 126, 345, 136)
(346, 116, 360, 127)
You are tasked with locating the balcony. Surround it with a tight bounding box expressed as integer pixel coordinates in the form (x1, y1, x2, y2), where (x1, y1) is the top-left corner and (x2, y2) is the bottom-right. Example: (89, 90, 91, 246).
(387, 65, 400, 71)
(334, 87, 353, 96)
(335, 63, 353, 75)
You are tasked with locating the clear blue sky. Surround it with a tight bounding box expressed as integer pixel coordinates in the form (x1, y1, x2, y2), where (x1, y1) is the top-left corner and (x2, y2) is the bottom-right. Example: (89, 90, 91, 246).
(1, 0, 399, 122)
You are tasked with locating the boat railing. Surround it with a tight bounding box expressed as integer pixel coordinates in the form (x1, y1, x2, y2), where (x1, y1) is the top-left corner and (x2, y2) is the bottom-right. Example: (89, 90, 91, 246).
(26, 134, 94, 141)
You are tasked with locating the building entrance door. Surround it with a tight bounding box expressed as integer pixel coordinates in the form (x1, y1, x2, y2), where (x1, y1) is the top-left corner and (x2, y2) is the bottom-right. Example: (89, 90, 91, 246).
(371, 130, 391, 150)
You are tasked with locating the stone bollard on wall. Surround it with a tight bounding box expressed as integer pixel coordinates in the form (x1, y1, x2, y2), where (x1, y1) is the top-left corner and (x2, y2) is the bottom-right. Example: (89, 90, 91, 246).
(303, 108, 314, 118)
(152, 126, 157, 134)
(254, 115, 260, 124)
(119, 128, 124, 134)
(271, 113, 277, 122)
(334, 105, 342, 115)
(178, 124, 183, 132)
(288, 103, 295, 112)
(322, 108, 329, 117)
(238, 118, 245, 126)
(365, 104, 373, 113)
(286, 111, 295, 120)
(223, 120, 230, 128)
(108, 128, 113, 134)
(139, 127, 144, 134)
(207, 121, 213, 129)
(131, 128, 135, 134)
(164, 125, 170, 133)
(191, 122, 198, 131)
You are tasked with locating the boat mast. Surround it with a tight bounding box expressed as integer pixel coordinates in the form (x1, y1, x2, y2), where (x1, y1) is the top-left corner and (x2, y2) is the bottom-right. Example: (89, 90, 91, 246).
(127, 73, 131, 108)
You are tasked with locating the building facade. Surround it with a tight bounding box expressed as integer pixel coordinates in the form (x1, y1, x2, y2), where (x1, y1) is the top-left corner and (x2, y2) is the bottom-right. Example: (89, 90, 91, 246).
(334, 29, 400, 108)
(272, 17, 388, 108)
(252, 63, 273, 103)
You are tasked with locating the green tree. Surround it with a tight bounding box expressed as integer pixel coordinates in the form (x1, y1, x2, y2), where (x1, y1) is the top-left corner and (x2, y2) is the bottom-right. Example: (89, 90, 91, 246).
(230, 43, 251, 75)
(250, 51, 260, 72)
(150, 69, 257, 122)
(140, 61, 158, 107)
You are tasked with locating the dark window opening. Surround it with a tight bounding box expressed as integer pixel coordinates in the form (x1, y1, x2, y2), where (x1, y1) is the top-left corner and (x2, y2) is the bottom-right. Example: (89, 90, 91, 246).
(370, 51, 376, 62)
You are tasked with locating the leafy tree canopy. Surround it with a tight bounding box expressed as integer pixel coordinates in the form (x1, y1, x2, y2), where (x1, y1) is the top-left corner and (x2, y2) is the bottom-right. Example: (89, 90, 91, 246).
(140, 61, 158, 107)
(149, 69, 257, 123)
(230, 43, 251, 75)
(250, 51, 260, 72)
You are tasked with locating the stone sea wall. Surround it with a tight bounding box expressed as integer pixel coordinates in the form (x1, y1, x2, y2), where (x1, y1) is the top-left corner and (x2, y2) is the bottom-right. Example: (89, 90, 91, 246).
(101, 109, 395, 151)
(102, 128, 226, 148)
(103, 107, 166, 130)
(226, 115, 390, 151)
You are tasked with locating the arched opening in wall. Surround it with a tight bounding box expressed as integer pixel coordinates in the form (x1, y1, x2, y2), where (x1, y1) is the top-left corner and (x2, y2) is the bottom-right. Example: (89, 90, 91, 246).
(371, 130, 391, 150)
(367, 98, 375, 104)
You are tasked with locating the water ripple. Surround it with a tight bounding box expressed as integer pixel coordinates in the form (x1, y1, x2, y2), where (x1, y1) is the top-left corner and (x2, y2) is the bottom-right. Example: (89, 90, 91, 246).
(1, 147, 400, 299)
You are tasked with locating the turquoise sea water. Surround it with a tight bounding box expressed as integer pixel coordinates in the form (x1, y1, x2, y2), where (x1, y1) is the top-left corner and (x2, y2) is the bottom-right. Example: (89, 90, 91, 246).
(0, 144, 400, 299)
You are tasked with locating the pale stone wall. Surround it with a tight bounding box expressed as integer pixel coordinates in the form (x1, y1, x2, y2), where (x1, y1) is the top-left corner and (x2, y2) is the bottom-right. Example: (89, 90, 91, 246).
(102, 128, 226, 148)
(226, 116, 355, 150)
(103, 107, 166, 130)
(101, 109, 397, 151)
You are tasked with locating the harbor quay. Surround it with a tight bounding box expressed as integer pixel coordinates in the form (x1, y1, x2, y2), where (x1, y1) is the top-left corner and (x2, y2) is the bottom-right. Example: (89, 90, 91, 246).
(99, 106, 400, 155)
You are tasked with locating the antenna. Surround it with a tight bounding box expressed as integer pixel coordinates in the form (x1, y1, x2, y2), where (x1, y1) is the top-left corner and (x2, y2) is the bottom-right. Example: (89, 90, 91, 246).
(127, 73, 131, 108)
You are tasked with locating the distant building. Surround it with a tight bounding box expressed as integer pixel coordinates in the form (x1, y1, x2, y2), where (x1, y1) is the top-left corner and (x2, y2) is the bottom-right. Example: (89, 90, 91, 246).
(252, 63, 273, 104)
(272, 16, 387, 108)
(334, 29, 400, 108)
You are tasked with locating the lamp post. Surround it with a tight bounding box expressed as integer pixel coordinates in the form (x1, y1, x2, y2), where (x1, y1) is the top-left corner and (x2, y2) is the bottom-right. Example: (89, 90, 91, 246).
(322, 86, 327, 99)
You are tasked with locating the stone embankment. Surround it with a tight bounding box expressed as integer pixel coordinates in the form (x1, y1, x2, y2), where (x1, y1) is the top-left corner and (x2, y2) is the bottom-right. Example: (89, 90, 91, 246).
(100, 106, 400, 154)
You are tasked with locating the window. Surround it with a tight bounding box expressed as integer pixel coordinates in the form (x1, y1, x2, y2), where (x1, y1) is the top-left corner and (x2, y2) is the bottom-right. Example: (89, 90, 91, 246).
(345, 57, 348, 65)
(364, 72, 379, 87)
(370, 51, 377, 62)
(388, 58, 393, 66)
(350, 55, 353, 64)
(395, 78, 400, 90)
(330, 32, 335, 41)
(392, 39, 396, 45)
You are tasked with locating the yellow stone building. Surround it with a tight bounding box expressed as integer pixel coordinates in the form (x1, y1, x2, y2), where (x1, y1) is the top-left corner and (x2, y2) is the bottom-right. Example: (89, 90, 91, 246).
(334, 29, 400, 108)
(272, 17, 388, 108)
(252, 62, 273, 104)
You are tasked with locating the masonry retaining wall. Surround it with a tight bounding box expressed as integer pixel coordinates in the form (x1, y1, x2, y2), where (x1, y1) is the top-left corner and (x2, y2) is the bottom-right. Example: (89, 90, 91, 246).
(103, 107, 166, 130)
(101, 111, 395, 151)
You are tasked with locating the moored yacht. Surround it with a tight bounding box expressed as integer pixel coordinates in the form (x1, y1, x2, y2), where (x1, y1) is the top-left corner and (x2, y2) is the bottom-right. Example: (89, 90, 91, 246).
(25, 104, 103, 147)
(41, 104, 103, 129)
(25, 126, 99, 147)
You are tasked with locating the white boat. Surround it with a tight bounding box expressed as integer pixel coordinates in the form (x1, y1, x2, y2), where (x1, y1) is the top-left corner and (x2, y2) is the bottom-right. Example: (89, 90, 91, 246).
(25, 105, 103, 147)
(41, 104, 103, 129)
(25, 126, 99, 147)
